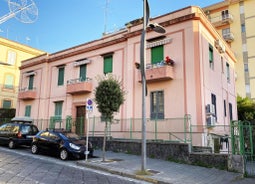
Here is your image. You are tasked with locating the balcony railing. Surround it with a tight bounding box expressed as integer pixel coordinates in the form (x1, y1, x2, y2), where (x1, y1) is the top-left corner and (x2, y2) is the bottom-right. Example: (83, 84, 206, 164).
(138, 62, 174, 83)
(223, 32, 234, 42)
(210, 14, 233, 27)
(18, 87, 37, 100)
(66, 77, 92, 94)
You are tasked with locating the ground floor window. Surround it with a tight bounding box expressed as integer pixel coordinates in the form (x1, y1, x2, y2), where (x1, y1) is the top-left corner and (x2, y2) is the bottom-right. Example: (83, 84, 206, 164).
(25, 105, 31, 117)
(150, 91, 164, 119)
(2, 100, 11, 108)
(54, 101, 63, 118)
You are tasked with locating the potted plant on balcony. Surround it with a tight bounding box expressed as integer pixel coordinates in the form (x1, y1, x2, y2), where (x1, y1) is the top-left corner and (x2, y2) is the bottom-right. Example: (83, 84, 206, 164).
(165, 56, 175, 66)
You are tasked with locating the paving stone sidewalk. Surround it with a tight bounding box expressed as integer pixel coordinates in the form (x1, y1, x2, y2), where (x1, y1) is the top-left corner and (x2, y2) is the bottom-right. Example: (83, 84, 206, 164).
(77, 150, 255, 184)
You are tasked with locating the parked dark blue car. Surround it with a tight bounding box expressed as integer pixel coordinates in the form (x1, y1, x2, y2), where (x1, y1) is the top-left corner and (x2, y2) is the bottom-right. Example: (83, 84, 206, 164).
(31, 129, 93, 160)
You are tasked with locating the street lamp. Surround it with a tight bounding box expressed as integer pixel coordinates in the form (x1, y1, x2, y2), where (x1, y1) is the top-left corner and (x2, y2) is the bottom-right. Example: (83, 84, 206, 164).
(140, 0, 165, 172)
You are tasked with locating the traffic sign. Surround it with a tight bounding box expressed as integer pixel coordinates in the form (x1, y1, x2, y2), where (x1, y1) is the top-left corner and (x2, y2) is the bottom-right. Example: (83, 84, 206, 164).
(86, 99, 93, 112)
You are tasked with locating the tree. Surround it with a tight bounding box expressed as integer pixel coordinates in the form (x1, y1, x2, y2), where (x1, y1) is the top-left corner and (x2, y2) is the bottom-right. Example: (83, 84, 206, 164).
(94, 74, 125, 161)
(237, 95, 255, 121)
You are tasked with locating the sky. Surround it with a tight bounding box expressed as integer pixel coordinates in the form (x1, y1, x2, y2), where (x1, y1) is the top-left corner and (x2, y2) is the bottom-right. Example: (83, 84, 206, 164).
(0, 0, 222, 53)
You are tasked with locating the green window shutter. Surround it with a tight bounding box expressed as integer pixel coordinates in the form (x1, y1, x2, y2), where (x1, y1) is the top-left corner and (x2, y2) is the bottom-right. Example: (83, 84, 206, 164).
(58, 67, 65, 86)
(3, 100, 11, 109)
(151, 45, 164, 64)
(55, 101, 63, 117)
(209, 44, 214, 63)
(104, 56, 113, 74)
(80, 64, 87, 81)
(25, 105, 31, 117)
(28, 75, 34, 90)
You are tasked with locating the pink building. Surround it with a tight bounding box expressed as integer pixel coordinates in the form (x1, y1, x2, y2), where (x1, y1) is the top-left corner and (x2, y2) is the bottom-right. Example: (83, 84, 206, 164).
(17, 6, 237, 151)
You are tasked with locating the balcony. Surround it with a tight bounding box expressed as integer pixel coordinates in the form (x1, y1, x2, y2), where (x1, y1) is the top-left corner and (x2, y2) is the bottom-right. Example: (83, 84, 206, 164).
(66, 77, 92, 95)
(138, 63, 174, 83)
(223, 32, 234, 42)
(18, 88, 37, 100)
(210, 14, 233, 27)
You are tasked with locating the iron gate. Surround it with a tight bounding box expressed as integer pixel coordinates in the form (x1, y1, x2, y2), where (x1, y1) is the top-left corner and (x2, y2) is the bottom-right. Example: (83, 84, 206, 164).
(231, 120, 255, 177)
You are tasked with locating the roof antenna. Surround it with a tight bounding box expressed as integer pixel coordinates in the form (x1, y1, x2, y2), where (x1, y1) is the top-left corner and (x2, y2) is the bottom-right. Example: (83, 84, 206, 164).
(0, 0, 38, 25)
(103, 0, 110, 34)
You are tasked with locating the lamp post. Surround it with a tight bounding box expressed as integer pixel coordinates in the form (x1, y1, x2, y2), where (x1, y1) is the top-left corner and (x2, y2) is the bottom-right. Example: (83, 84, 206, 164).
(140, 0, 165, 172)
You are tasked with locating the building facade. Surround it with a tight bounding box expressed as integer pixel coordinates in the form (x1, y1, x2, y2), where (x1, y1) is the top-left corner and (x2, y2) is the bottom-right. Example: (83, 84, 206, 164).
(203, 0, 255, 99)
(16, 6, 237, 150)
(0, 37, 45, 109)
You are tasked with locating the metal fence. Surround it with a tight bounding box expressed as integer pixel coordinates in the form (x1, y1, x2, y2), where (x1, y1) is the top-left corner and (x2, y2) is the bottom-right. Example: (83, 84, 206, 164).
(29, 115, 233, 151)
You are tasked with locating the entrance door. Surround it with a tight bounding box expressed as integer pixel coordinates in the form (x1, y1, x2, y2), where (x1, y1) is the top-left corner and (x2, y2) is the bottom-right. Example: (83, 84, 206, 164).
(76, 106, 86, 136)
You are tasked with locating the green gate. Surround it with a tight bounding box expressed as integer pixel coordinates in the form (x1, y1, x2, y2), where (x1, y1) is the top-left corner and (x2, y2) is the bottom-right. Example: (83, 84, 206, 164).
(231, 120, 255, 177)
(75, 117, 85, 136)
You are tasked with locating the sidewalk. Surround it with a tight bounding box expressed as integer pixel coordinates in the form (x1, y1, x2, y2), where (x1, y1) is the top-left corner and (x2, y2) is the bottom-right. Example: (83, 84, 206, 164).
(77, 150, 255, 184)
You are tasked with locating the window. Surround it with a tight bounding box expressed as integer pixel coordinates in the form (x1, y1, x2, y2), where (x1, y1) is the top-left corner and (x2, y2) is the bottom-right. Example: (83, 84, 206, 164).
(104, 55, 113, 74)
(226, 63, 230, 82)
(222, 28, 230, 36)
(209, 44, 214, 69)
(2, 100, 11, 108)
(28, 75, 34, 90)
(221, 57, 224, 73)
(4, 74, 14, 89)
(57, 66, 65, 86)
(240, 4, 244, 14)
(80, 64, 87, 81)
(150, 91, 164, 119)
(224, 100, 226, 117)
(244, 63, 248, 72)
(221, 10, 229, 20)
(25, 105, 31, 117)
(229, 103, 233, 121)
(211, 93, 217, 120)
(54, 101, 63, 118)
(246, 84, 250, 94)
(7, 50, 16, 65)
(151, 45, 164, 65)
(241, 24, 246, 33)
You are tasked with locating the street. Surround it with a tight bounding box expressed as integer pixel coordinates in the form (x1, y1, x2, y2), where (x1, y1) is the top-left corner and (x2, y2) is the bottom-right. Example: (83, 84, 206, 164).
(0, 146, 149, 184)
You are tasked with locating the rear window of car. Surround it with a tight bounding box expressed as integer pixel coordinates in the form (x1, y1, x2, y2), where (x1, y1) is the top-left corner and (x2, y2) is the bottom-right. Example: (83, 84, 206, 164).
(20, 125, 32, 134)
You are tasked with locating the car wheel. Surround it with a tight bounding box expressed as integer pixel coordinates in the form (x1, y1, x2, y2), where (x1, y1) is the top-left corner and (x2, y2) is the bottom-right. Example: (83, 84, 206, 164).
(31, 144, 39, 154)
(60, 149, 68, 160)
(8, 140, 15, 149)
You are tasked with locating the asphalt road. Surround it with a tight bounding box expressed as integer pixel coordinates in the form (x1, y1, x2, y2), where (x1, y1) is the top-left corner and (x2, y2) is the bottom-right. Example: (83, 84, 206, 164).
(0, 146, 149, 184)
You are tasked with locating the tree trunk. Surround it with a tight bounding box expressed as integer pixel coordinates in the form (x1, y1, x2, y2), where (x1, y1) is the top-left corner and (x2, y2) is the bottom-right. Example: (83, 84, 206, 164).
(102, 121, 107, 162)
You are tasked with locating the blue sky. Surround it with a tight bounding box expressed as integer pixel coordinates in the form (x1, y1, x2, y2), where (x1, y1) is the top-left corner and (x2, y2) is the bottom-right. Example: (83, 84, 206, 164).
(0, 0, 221, 53)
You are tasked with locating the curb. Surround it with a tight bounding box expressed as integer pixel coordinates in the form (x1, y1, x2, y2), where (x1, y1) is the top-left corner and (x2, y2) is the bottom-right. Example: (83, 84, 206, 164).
(77, 161, 170, 184)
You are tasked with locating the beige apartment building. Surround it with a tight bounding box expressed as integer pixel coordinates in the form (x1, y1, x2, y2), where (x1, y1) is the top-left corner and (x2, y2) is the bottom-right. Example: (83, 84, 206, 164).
(16, 6, 237, 151)
(203, 0, 255, 99)
(0, 37, 45, 109)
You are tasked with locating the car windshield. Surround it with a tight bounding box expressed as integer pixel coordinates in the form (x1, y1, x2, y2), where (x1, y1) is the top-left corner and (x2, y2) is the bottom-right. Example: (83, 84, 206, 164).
(61, 132, 81, 140)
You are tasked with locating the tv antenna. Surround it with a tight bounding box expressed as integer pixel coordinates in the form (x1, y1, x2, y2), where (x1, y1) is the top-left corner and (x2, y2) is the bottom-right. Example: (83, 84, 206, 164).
(103, 0, 109, 34)
(0, 0, 38, 25)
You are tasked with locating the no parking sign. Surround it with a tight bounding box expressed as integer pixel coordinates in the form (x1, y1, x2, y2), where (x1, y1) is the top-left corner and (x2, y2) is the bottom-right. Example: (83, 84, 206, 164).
(86, 98, 93, 112)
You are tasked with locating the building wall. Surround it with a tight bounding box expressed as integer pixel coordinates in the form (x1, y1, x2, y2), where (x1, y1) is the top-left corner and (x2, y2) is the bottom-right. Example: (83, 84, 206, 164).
(204, 0, 255, 99)
(0, 37, 45, 109)
(16, 6, 237, 146)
